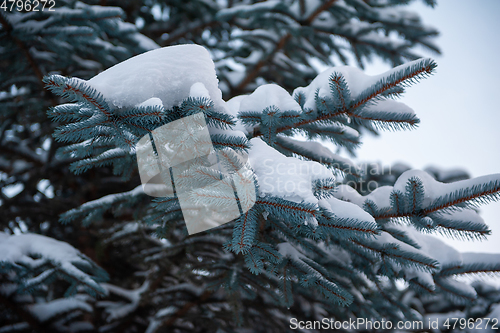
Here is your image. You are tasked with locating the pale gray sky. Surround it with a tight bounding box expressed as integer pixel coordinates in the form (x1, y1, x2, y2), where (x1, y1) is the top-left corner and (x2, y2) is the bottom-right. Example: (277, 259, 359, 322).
(355, 0, 500, 256)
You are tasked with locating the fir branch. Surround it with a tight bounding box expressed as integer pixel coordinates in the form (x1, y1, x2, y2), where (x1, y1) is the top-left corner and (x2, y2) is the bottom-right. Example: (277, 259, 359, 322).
(157, 290, 213, 332)
(425, 179, 500, 214)
(408, 278, 435, 294)
(234, 0, 338, 93)
(351, 58, 437, 110)
(349, 238, 439, 271)
(305, 0, 339, 24)
(437, 262, 500, 278)
(265, 59, 436, 136)
(44, 75, 112, 118)
(434, 278, 476, 303)
(232, 209, 259, 254)
(256, 198, 317, 217)
(0, 13, 44, 86)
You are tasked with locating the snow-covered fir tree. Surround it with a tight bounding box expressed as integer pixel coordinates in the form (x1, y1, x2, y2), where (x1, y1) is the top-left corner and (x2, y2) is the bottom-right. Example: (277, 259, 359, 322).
(1, 1, 499, 332)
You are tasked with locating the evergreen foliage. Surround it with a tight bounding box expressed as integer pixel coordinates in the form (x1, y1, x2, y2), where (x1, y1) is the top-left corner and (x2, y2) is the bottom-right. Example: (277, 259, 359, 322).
(1, 1, 499, 332)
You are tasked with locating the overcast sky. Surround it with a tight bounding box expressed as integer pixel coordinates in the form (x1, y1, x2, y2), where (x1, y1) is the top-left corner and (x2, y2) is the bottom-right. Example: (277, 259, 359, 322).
(354, 0, 500, 256)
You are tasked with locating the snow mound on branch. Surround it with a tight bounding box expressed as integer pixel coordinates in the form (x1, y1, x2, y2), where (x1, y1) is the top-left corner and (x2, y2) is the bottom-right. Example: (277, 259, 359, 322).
(0, 232, 105, 295)
(293, 59, 430, 112)
(239, 84, 302, 112)
(226, 95, 252, 135)
(393, 169, 500, 208)
(88, 45, 228, 113)
(248, 138, 333, 204)
(319, 197, 375, 224)
(189, 82, 211, 99)
(28, 297, 92, 322)
(334, 184, 393, 210)
(0, 232, 87, 265)
(137, 97, 163, 108)
(293, 66, 377, 111)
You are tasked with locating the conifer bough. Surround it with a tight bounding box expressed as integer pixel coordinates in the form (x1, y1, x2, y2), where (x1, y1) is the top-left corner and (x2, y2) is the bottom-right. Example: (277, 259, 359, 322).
(41, 44, 500, 330)
(1, 1, 499, 332)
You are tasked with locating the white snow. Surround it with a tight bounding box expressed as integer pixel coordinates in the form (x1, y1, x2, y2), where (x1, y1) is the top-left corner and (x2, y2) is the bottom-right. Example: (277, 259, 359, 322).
(28, 298, 92, 322)
(277, 242, 306, 260)
(333, 184, 393, 211)
(189, 82, 211, 99)
(332, 169, 500, 217)
(361, 99, 416, 116)
(404, 228, 462, 267)
(293, 66, 378, 112)
(88, 45, 229, 114)
(433, 209, 485, 226)
(0, 232, 88, 268)
(239, 84, 302, 113)
(0, 232, 104, 294)
(393, 170, 500, 210)
(461, 252, 500, 266)
(277, 136, 359, 174)
(293, 58, 434, 112)
(137, 97, 164, 108)
(100, 280, 149, 321)
(236, 50, 264, 65)
(248, 138, 333, 204)
(318, 197, 376, 224)
(424, 165, 469, 181)
(312, 122, 360, 139)
(226, 95, 252, 135)
(1, 183, 24, 198)
(156, 306, 177, 318)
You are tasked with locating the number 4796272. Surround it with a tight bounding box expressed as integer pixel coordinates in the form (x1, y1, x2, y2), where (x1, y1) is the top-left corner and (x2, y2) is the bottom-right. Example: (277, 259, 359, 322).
(1, 0, 56, 12)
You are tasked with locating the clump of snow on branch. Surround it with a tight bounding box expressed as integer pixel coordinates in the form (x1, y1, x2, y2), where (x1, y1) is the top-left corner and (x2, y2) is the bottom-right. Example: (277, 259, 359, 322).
(87, 44, 228, 113)
(248, 138, 333, 204)
(0, 232, 107, 296)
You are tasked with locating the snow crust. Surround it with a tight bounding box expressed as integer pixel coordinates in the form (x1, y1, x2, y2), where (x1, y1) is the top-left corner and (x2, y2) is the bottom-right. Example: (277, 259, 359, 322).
(248, 138, 333, 204)
(362, 99, 416, 116)
(88, 45, 228, 114)
(333, 184, 393, 210)
(334, 169, 500, 218)
(189, 82, 211, 99)
(239, 84, 302, 113)
(137, 97, 163, 108)
(319, 197, 375, 224)
(293, 66, 379, 111)
(0, 232, 104, 294)
(393, 170, 500, 209)
(293, 59, 432, 112)
(0, 232, 88, 267)
(226, 95, 252, 135)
